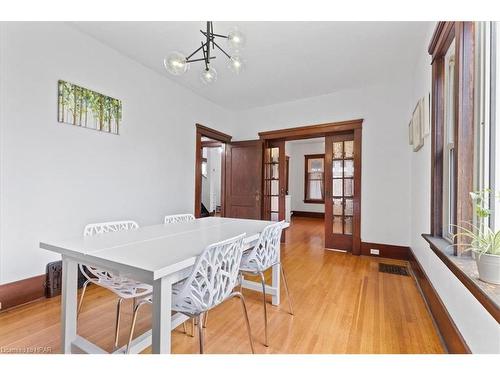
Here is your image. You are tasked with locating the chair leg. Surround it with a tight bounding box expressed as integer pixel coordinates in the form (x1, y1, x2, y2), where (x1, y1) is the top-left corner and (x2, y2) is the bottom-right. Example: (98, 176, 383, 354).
(114, 298, 123, 349)
(280, 264, 294, 315)
(191, 318, 195, 337)
(203, 311, 208, 328)
(258, 271, 269, 347)
(239, 272, 244, 294)
(77, 280, 90, 317)
(232, 291, 255, 354)
(197, 314, 205, 354)
(126, 300, 148, 354)
(182, 322, 188, 334)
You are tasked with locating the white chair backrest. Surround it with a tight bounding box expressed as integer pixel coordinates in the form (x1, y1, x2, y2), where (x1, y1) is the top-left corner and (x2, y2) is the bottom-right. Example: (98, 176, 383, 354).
(241, 221, 285, 271)
(164, 214, 195, 224)
(172, 233, 246, 315)
(82, 220, 139, 281)
(84, 220, 139, 237)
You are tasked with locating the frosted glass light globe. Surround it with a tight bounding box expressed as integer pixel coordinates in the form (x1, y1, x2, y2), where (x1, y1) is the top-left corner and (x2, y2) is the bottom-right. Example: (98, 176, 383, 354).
(164, 52, 189, 76)
(228, 56, 245, 74)
(200, 67, 217, 84)
(227, 28, 246, 51)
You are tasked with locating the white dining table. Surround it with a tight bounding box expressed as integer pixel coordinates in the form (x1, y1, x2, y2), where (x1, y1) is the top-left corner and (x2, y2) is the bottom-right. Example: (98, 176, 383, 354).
(40, 217, 288, 354)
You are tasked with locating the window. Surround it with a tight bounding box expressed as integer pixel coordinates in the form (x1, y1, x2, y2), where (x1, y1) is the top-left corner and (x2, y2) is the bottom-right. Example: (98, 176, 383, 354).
(442, 40, 456, 241)
(428, 22, 475, 256)
(304, 154, 325, 203)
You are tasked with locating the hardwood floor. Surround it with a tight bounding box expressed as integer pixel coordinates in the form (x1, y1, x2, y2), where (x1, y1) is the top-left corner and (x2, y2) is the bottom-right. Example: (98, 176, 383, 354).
(0, 217, 445, 354)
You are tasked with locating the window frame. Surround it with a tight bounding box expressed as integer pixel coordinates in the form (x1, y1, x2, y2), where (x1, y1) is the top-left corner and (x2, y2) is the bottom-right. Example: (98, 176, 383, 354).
(428, 22, 475, 256)
(424, 21, 500, 325)
(442, 41, 456, 242)
(304, 153, 325, 204)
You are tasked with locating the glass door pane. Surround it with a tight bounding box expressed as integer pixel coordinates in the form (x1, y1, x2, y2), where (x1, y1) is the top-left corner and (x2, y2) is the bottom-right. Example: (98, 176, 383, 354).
(325, 132, 357, 251)
(263, 141, 285, 222)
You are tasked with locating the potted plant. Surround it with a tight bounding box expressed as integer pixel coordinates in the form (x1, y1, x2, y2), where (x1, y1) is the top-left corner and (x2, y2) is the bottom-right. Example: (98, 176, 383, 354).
(453, 189, 500, 285)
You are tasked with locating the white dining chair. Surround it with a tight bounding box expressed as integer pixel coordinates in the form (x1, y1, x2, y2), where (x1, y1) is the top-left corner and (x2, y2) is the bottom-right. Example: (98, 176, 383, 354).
(239, 220, 294, 347)
(164, 213, 195, 224)
(78, 220, 153, 349)
(127, 233, 255, 354)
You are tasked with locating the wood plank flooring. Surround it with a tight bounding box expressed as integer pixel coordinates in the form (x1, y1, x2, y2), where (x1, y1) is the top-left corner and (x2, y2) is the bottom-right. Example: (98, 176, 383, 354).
(0, 217, 445, 354)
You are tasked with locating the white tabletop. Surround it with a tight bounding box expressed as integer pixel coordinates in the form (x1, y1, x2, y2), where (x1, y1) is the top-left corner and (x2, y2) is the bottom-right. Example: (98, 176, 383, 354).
(40, 217, 281, 281)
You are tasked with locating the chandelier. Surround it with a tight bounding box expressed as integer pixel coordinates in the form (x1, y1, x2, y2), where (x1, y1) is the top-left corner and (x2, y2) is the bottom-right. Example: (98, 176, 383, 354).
(164, 21, 246, 84)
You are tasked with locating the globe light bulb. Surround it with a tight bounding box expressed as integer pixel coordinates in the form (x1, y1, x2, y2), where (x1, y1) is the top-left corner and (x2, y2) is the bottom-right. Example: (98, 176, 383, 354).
(227, 28, 246, 51)
(200, 67, 217, 84)
(228, 55, 245, 74)
(164, 51, 189, 76)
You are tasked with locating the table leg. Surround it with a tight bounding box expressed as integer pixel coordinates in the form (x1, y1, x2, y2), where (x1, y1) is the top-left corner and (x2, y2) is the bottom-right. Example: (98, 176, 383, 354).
(271, 263, 281, 306)
(152, 275, 173, 354)
(61, 256, 78, 353)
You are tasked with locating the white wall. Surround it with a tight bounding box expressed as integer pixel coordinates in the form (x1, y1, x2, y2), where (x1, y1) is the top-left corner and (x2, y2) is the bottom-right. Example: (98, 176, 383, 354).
(287, 140, 325, 213)
(233, 81, 412, 246)
(409, 23, 500, 354)
(0, 22, 235, 284)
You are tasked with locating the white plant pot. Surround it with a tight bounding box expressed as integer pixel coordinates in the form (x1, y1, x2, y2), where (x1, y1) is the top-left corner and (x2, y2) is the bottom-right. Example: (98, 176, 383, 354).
(475, 252, 500, 285)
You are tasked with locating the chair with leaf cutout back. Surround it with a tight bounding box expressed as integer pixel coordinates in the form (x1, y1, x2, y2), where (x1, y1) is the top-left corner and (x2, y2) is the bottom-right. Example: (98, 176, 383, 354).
(239, 220, 294, 347)
(79, 220, 153, 349)
(126, 233, 255, 354)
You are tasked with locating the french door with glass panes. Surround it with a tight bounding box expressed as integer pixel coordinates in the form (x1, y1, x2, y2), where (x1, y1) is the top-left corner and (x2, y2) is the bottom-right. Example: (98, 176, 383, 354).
(324, 131, 361, 253)
(263, 140, 286, 222)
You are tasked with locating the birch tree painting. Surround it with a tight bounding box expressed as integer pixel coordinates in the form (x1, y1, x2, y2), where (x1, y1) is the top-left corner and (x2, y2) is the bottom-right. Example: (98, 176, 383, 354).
(58, 80, 122, 135)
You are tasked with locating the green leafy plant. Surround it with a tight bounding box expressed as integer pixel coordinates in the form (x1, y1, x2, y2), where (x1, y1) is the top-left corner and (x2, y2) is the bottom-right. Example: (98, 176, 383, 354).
(452, 189, 500, 257)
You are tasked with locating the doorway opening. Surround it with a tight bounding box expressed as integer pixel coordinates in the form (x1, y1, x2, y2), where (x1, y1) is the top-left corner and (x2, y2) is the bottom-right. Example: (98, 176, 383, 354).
(283, 138, 326, 246)
(194, 124, 232, 218)
(259, 120, 362, 254)
(201, 137, 224, 217)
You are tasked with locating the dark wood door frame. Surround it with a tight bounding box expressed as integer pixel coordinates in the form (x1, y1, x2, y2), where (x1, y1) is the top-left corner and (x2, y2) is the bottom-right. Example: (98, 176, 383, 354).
(194, 123, 232, 218)
(259, 119, 363, 254)
(258, 119, 363, 141)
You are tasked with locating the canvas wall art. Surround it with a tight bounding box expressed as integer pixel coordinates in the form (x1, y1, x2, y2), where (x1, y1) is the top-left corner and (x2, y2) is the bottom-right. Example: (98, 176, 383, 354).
(408, 92, 430, 152)
(58, 80, 122, 135)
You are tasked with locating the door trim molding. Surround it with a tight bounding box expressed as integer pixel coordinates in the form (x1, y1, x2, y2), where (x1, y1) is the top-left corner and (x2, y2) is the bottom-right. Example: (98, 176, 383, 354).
(194, 124, 232, 218)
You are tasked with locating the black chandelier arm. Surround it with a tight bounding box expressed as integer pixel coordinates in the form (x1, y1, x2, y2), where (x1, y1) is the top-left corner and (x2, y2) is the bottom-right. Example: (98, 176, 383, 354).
(200, 30, 229, 39)
(201, 41, 209, 70)
(186, 43, 206, 60)
(205, 22, 211, 62)
(212, 39, 231, 59)
(186, 56, 216, 64)
(186, 42, 207, 60)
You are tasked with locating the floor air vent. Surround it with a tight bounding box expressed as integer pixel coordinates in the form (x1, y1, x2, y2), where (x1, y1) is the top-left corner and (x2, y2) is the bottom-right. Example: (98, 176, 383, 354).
(378, 263, 409, 276)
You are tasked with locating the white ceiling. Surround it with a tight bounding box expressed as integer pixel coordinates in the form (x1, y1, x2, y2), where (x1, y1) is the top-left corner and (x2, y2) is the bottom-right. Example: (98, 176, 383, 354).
(70, 21, 430, 110)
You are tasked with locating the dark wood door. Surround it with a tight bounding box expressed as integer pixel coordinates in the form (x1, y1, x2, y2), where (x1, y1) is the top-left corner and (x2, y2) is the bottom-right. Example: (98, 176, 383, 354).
(225, 140, 263, 219)
(324, 131, 361, 253)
